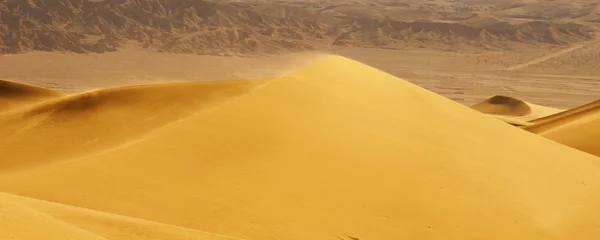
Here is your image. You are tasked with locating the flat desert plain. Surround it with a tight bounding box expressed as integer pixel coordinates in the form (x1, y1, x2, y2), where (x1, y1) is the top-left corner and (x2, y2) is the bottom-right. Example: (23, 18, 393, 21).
(2, 0, 600, 239)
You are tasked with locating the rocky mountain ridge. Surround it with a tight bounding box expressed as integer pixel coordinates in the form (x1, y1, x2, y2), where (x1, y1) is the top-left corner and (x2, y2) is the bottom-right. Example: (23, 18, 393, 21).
(0, 0, 595, 55)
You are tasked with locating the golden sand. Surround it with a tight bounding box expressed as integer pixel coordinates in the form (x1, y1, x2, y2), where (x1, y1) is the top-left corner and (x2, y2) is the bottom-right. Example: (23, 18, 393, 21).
(525, 99, 600, 157)
(1, 56, 599, 239)
(0, 80, 66, 113)
(0, 79, 268, 170)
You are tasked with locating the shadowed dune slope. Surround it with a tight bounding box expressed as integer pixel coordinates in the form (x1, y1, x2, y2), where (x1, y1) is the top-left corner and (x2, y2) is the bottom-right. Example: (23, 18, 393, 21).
(525, 99, 600, 157)
(0, 79, 268, 171)
(528, 99, 600, 126)
(0, 192, 242, 240)
(0, 79, 66, 112)
(1, 56, 600, 240)
(488, 114, 534, 127)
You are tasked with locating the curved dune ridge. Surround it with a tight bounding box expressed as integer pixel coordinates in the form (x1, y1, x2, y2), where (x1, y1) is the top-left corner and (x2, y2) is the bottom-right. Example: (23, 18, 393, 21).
(0, 79, 66, 112)
(0, 192, 242, 240)
(524, 99, 600, 157)
(471, 95, 562, 125)
(1, 56, 600, 240)
(0, 79, 269, 171)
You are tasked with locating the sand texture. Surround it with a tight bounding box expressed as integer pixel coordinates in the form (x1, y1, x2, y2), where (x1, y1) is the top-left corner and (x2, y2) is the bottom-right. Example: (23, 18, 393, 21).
(1, 56, 600, 240)
(2, 0, 600, 239)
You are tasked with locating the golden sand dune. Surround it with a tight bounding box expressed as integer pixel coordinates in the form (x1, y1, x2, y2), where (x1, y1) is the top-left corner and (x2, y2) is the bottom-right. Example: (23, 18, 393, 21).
(528, 99, 600, 126)
(524, 99, 600, 157)
(0, 196, 108, 240)
(471, 95, 562, 125)
(0, 80, 267, 171)
(0, 192, 241, 240)
(1, 56, 600, 240)
(0, 79, 66, 112)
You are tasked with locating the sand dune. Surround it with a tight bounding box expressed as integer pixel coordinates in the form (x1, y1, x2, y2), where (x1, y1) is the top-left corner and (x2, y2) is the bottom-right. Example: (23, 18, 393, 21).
(1, 56, 600, 240)
(524, 99, 600, 157)
(0, 79, 66, 112)
(0, 195, 109, 240)
(472, 95, 534, 116)
(471, 95, 562, 125)
(528, 99, 600, 126)
(0, 192, 242, 240)
(0, 79, 268, 171)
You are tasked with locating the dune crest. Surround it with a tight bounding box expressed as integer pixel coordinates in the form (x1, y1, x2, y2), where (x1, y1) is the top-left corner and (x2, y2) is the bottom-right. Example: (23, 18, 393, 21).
(0, 79, 66, 112)
(1, 56, 599, 240)
(524, 99, 600, 157)
(0, 79, 268, 171)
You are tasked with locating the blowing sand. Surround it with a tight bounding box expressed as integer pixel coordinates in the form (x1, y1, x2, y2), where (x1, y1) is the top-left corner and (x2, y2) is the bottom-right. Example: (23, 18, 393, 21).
(1, 56, 600, 240)
(0, 80, 67, 113)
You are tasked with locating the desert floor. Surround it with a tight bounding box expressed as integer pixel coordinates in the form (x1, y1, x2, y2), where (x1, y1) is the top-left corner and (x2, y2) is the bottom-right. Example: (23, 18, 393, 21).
(3, 40, 600, 108)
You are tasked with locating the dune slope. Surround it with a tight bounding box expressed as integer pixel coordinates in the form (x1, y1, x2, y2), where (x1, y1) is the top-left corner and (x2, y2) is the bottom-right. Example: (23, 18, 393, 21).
(0, 195, 108, 240)
(0, 56, 599, 240)
(525, 99, 600, 157)
(0, 79, 66, 112)
(0, 79, 268, 171)
(0, 192, 242, 240)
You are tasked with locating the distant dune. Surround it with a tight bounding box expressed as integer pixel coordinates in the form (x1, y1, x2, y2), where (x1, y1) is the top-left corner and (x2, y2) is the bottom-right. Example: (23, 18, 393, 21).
(471, 95, 562, 125)
(472, 95, 534, 116)
(0, 79, 66, 112)
(1, 56, 599, 239)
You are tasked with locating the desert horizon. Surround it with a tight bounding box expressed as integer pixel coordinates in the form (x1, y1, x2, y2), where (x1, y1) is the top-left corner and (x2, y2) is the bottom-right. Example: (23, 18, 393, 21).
(2, 0, 600, 239)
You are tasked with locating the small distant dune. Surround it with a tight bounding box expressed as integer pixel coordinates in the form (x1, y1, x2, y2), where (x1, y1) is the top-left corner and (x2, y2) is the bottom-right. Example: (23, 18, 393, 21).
(470, 95, 562, 125)
(472, 95, 533, 116)
(0, 79, 66, 112)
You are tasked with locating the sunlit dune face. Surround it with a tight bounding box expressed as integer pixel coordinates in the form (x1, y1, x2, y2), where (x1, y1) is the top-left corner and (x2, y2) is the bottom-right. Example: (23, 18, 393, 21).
(0, 56, 599, 240)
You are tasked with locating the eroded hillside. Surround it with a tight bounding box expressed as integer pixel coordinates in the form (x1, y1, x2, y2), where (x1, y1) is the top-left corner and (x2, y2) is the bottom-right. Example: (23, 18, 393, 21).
(0, 0, 596, 55)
